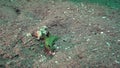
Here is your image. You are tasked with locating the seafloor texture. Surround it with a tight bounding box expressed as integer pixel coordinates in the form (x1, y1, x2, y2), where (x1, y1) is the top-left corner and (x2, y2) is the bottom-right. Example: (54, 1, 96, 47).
(0, 0, 120, 68)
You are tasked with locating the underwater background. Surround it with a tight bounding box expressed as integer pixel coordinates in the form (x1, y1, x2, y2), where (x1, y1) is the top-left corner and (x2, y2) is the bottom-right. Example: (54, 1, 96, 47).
(0, 0, 120, 68)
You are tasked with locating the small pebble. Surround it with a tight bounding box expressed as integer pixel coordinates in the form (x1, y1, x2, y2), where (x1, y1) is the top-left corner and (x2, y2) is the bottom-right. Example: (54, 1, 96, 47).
(65, 48, 68, 50)
(102, 16, 106, 19)
(107, 30, 110, 32)
(115, 60, 120, 64)
(72, 18, 75, 20)
(26, 33, 31, 37)
(56, 47, 59, 49)
(106, 42, 111, 47)
(117, 55, 120, 57)
(117, 39, 120, 42)
(112, 53, 115, 55)
(67, 8, 70, 10)
(65, 47, 70, 50)
(55, 61, 58, 64)
(100, 32, 104, 34)
(64, 11, 67, 14)
(89, 23, 91, 26)
(68, 56, 71, 59)
(86, 38, 90, 42)
(92, 48, 98, 51)
(40, 55, 43, 57)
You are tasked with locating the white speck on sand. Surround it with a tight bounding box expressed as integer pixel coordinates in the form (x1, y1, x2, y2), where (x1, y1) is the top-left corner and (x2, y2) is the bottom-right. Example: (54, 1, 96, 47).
(55, 61, 58, 64)
(100, 32, 104, 34)
(102, 16, 106, 19)
(115, 60, 120, 64)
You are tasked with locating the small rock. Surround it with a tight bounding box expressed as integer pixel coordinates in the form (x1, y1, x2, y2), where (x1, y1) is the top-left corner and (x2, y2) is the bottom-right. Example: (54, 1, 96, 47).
(106, 42, 111, 47)
(117, 39, 120, 42)
(63, 11, 67, 14)
(115, 60, 120, 64)
(86, 38, 90, 42)
(56, 47, 59, 49)
(102, 16, 106, 19)
(100, 32, 104, 34)
(107, 30, 110, 32)
(40, 55, 43, 57)
(72, 18, 75, 20)
(67, 8, 70, 10)
(68, 56, 71, 59)
(55, 61, 58, 64)
(26, 33, 32, 37)
(65, 48, 68, 50)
